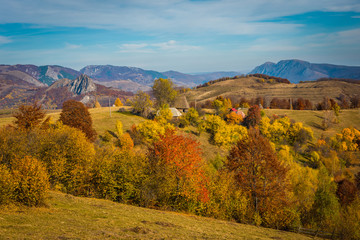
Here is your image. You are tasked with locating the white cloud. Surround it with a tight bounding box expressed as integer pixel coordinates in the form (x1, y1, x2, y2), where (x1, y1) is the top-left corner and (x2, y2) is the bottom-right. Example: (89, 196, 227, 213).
(0, 36, 11, 44)
(1, 0, 358, 36)
(118, 40, 200, 53)
(305, 28, 360, 46)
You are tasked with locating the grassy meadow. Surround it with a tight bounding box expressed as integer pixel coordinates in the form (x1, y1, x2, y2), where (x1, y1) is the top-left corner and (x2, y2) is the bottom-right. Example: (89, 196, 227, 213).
(0, 191, 313, 240)
(0, 106, 146, 136)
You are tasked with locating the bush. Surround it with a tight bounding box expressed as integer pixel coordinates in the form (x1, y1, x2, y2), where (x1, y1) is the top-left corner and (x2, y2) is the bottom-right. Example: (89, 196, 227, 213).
(135, 120, 175, 144)
(118, 133, 134, 150)
(11, 156, 49, 206)
(13, 102, 46, 130)
(225, 111, 243, 125)
(0, 164, 15, 204)
(37, 124, 96, 194)
(179, 107, 199, 127)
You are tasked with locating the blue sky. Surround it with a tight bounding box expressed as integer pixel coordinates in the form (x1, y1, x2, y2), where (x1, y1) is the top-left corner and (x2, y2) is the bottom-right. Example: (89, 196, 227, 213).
(0, 0, 359, 73)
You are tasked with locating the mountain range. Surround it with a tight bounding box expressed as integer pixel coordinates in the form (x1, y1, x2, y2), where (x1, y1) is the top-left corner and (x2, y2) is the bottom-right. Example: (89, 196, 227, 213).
(249, 59, 360, 83)
(0, 64, 242, 92)
(0, 60, 360, 109)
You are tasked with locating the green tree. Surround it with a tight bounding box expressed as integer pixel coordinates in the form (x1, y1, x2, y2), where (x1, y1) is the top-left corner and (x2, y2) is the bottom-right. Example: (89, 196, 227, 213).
(131, 91, 153, 118)
(59, 100, 97, 142)
(13, 102, 46, 130)
(152, 78, 177, 108)
(310, 164, 340, 230)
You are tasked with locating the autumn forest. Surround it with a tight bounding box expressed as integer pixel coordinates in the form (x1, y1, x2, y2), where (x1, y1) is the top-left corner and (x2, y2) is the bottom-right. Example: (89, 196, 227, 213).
(1, 78, 360, 239)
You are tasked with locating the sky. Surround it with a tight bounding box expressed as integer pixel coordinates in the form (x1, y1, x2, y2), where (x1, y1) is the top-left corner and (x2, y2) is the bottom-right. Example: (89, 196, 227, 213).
(0, 0, 360, 73)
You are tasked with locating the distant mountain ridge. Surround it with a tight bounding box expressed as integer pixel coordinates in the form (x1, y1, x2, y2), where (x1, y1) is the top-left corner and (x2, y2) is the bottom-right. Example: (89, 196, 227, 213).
(80, 65, 167, 86)
(0, 64, 80, 86)
(80, 65, 241, 90)
(249, 59, 360, 83)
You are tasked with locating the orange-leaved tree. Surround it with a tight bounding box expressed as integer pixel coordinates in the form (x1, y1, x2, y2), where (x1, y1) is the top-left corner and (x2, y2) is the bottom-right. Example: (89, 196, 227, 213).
(13, 101, 46, 130)
(59, 100, 97, 142)
(147, 129, 209, 210)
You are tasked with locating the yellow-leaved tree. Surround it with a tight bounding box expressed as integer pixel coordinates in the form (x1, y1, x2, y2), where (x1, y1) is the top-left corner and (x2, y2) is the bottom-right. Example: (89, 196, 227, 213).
(115, 98, 123, 107)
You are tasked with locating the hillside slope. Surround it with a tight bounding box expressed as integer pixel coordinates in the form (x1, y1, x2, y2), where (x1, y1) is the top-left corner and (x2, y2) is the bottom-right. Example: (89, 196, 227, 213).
(0, 191, 312, 240)
(185, 75, 360, 106)
(249, 59, 360, 83)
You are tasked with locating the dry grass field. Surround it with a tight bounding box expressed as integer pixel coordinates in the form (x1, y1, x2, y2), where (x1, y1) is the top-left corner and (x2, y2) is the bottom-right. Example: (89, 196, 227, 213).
(0, 191, 314, 240)
(185, 76, 360, 106)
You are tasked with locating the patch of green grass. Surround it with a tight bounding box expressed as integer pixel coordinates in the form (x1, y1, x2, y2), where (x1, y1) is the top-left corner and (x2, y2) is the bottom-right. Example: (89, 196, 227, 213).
(0, 191, 313, 240)
(89, 107, 146, 135)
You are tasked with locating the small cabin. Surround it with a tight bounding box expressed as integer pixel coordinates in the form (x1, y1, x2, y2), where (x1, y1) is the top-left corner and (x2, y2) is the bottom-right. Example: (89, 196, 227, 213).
(173, 95, 190, 113)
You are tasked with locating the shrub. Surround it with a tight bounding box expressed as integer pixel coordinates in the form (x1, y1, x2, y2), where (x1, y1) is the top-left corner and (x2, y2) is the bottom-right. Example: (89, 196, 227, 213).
(0, 164, 15, 204)
(135, 120, 175, 144)
(205, 115, 224, 135)
(119, 133, 134, 150)
(13, 101, 46, 130)
(11, 156, 49, 206)
(213, 125, 248, 148)
(37, 124, 96, 194)
(225, 111, 243, 125)
(154, 105, 172, 124)
(179, 107, 199, 127)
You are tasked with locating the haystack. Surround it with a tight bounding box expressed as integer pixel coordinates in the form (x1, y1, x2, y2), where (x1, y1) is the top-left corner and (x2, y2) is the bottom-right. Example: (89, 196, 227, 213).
(173, 95, 190, 112)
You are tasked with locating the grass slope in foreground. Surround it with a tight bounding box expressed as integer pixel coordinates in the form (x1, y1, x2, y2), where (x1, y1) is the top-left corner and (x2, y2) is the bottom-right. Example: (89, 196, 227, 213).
(0, 191, 313, 240)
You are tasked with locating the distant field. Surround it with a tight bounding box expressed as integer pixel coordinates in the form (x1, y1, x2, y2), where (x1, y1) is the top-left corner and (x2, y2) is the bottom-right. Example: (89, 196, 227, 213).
(185, 76, 360, 105)
(263, 108, 360, 140)
(0, 191, 313, 240)
(0, 106, 146, 136)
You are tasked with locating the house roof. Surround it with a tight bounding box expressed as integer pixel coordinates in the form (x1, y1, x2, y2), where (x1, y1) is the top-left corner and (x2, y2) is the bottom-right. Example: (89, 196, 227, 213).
(170, 108, 182, 117)
(173, 95, 190, 109)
